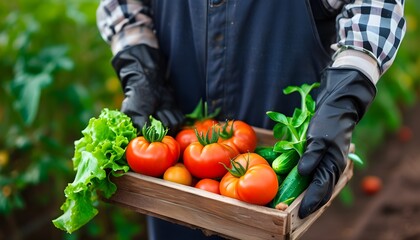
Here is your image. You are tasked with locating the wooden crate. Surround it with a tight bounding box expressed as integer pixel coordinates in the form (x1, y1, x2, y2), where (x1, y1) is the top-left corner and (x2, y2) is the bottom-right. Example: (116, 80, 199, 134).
(107, 127, 354, 240)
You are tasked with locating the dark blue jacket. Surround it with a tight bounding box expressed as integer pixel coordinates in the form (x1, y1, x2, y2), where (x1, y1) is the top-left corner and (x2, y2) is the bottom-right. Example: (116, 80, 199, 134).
(148, 1, 338, 239)
(151, 0, 335, 129)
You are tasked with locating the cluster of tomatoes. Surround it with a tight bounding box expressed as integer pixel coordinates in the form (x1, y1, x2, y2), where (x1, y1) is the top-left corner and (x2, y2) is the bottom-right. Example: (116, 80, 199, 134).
(125, 117, 279, 206)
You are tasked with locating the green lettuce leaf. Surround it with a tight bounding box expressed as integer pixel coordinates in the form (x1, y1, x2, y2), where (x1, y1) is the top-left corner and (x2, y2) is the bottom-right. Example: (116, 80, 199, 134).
(52, 108, 137, 233)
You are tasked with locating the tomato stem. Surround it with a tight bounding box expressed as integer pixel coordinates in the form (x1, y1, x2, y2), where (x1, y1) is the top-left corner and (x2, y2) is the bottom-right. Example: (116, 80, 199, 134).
(221, 154, 250, 178)
(219, 120, 234, 139)
(195, 125, 219, 145)
(141, 116, 168, 142)
(184, 99, 221, 126)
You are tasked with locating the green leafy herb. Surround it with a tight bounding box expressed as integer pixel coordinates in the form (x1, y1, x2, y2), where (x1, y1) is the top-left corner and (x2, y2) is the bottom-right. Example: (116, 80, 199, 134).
(267, 83, 320, 174)
(268, 83, 319, 207)
(52, 108, 137, 233)
(184, 99, 221, 126)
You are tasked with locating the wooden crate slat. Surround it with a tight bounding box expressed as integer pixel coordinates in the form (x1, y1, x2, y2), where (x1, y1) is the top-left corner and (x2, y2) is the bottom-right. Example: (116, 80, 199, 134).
(110, 172, 289, 239)
(286, 160, 354, 239)
(109, 189, 286, 240)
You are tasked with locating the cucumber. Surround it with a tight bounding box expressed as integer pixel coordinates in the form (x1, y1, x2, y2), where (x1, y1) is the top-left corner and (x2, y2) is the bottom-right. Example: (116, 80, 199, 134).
(271, 149, 300, 175)
(270, 165, 311, 208)
(254, 146, 280, 165)
(276, 173, 287, 186)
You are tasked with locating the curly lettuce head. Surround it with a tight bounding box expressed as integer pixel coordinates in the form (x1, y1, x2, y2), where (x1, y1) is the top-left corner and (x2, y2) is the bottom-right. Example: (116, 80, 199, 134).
(53, 108, 137, 233)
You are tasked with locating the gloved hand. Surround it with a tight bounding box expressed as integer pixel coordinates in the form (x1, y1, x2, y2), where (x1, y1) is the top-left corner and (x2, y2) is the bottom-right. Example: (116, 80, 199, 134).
(112, 44, 184, 135)
(298, 67, 377, 219)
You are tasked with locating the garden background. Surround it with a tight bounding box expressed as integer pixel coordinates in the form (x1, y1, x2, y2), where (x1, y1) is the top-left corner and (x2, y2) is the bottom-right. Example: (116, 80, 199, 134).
(1, 1, 419, 239)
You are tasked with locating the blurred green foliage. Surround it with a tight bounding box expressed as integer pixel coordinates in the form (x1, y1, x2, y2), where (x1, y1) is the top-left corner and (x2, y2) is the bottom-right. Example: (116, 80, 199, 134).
(0, 0, 143, 239)
(352, 1, 420, 163)
(0, 0, 419, 239)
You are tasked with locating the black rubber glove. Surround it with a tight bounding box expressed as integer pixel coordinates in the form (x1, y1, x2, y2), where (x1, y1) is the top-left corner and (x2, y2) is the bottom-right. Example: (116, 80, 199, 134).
(112, 44, 184, 135)
(298, 67, 377, 219)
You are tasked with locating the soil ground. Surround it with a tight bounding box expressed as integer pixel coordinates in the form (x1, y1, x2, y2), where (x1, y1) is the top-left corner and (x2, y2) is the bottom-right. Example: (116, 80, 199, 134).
(301, 104, 420, 240)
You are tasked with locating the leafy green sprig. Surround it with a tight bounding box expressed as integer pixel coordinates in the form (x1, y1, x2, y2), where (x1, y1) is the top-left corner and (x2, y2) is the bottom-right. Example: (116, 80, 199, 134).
(267, 83, 319, 158)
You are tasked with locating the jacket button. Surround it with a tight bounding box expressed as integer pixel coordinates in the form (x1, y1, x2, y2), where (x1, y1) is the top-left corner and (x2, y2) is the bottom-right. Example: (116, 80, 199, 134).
(210, 0, 224, 7)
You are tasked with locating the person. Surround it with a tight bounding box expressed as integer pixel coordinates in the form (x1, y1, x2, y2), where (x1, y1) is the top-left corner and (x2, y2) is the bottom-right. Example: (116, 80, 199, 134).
(96, 0, 406, 239)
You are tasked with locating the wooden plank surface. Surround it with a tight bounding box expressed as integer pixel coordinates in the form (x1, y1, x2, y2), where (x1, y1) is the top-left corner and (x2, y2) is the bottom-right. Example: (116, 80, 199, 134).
(253, 127, 278, 146)
(108, 173, 289, 239)
(286, 160, 354, 240)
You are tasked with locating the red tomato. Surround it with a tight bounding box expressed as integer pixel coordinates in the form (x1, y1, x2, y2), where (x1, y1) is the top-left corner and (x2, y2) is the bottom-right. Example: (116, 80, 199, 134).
(126, 135, 180, 177)
(183, 141, 238, 179)
(163, 163, 193, 186)
(176, 128, 198, 154)
(361, 175, 382, 195)
(220, 153, 278, 205)
(194, 119, 218, 131)
(175, 119, 220, 156)
(398, 126, 412, 143)
(219, 120, 257, 153)
(195, 178, 220, 194)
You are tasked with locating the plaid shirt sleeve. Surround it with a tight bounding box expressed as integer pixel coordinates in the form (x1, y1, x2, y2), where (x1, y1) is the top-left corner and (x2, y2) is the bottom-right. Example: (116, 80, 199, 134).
(325, 0, 406, 74)
(96, 0, 158, 55)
